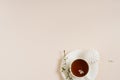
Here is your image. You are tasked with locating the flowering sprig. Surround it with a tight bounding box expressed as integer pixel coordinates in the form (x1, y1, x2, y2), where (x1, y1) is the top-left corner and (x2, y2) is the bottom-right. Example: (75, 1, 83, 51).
(61, 50, 73, 80)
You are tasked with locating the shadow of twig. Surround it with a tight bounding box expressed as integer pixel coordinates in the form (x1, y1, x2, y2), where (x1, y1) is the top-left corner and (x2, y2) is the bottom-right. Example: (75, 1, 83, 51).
(56, 51, 64, 80)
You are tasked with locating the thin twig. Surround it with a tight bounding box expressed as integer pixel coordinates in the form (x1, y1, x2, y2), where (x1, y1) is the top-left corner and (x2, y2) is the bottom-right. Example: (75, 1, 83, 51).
(100, 55, 114, 63)
(63, 50, 66, 57)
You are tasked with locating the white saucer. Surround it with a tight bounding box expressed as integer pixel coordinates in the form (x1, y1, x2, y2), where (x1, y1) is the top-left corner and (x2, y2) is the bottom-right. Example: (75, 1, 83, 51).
(60, 50, 99, 80)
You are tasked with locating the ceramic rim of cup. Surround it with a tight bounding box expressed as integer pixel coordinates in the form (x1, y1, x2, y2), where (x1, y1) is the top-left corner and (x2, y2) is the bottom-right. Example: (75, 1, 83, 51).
(70, 59, 89, 78)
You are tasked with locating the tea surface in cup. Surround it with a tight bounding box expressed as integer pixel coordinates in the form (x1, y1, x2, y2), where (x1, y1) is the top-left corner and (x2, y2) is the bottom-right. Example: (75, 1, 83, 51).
(71, 59, 89, 77)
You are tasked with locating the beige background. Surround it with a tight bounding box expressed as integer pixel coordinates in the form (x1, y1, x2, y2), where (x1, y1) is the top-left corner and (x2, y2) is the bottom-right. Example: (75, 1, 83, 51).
(0, 0, 120, 80)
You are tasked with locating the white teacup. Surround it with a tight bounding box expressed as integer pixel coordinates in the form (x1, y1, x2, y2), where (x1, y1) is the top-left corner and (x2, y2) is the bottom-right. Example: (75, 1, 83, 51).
(70, 59, 89, 78)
